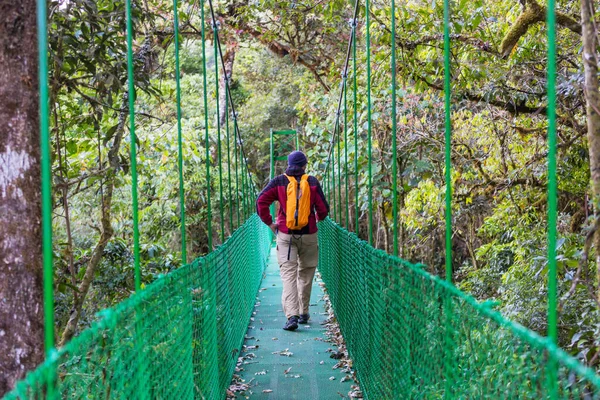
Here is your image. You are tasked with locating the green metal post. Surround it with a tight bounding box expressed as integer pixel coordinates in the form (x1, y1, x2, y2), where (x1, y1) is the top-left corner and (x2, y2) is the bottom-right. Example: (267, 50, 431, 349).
(337, 111, 342, 223)
(443, 0, 452, 283)
(241, 159, 247, 220)
(226, 81, 233, 233)
(391, 0, 398, 256)
(366, 0, 373, 245)
(173, 0, 187, 263)
(546, 0, 558, 345)
(126, 0, 141, 291)
(37, 0, 55, 373)
(234, 120, 240, 227)
(126, 3, 147, 398)
(344, 77, 349, 227)
(331, 136, 337, 221)
(246, 162, 251, 218)
(546, 0, 558, 397)
(201, 0, 212, 251)
(353, 21, 359, 234)
(214, 24, 225, 243)
(270, 130, 276, 227)
(323, 164, 327, 201)
(443, 1, 454, 398)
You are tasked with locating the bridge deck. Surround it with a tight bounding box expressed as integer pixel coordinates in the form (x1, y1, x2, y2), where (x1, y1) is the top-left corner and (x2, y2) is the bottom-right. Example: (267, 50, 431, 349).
(235, 247, 354, 399)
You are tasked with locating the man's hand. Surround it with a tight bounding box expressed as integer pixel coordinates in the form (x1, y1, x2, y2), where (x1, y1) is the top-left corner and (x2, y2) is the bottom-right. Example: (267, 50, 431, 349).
(269, 223, 278, 235)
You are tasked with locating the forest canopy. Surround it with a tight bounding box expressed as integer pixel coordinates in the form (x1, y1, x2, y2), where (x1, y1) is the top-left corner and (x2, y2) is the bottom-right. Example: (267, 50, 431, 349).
(22, 0, 600, 374)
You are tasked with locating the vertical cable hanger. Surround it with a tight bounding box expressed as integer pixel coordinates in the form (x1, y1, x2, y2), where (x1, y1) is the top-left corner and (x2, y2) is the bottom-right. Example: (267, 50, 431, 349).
(200, 0, 213, 251)
(365, 0, 373, 245)
(125, 0, 141, 291)
(173, 0, 187, 263)
(391, 0, 398, 256)
(213, 19, 225, 243)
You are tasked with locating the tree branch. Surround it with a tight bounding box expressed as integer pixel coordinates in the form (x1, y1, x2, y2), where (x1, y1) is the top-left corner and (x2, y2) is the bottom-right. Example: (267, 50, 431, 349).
(500, 0, 581, 58)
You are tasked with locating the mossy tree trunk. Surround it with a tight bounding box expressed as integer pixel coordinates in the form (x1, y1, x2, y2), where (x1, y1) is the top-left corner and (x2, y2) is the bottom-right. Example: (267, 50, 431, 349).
(581, 0, 600, 302)
(0, 0, 45, 395)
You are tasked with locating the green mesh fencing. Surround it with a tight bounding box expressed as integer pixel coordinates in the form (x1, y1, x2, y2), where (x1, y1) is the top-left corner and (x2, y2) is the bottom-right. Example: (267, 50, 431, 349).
(318, 218, 600, 399)
(5, 215, 270, 400)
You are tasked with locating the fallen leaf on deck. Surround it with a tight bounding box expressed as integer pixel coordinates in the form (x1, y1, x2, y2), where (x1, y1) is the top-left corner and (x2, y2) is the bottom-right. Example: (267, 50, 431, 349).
(272, 349, 293, 357)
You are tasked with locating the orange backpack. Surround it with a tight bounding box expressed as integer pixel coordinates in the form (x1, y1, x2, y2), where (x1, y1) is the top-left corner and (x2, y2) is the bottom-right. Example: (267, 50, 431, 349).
(284, 174, 311, 230)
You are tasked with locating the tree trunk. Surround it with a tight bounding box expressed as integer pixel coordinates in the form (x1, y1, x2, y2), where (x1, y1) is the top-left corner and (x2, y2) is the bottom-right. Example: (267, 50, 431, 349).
(59, 39, 152, 345)
(0, 0, 45, 395)
(581, 0, 600, 303)
(59, 93, 126, 345)
(219, 45, 237, 126)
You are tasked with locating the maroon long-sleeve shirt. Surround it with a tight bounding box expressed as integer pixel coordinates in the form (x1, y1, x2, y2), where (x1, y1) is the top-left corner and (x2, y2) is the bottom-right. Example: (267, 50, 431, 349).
(256, 174, 330, 234)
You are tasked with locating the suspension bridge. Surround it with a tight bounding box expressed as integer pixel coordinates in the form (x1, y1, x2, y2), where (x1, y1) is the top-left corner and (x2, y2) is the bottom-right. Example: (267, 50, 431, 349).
(5, 0, 600, 398)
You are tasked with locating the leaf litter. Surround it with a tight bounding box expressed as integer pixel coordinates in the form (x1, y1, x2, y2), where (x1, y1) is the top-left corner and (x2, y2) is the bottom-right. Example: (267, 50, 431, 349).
(319, 274, 363, 399)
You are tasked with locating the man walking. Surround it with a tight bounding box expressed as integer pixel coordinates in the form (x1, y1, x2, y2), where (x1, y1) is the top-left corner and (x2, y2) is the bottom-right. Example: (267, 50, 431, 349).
(256, 151, 329, 331)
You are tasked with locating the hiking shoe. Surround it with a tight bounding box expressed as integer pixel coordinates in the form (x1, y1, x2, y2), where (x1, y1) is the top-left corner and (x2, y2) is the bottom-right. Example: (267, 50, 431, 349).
(283, 316, 299, 331)
(298, 313, 310, 324)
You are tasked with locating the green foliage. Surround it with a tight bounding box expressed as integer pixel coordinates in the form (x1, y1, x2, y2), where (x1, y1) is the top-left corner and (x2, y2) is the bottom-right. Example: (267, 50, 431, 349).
(41, 0, 600, 374)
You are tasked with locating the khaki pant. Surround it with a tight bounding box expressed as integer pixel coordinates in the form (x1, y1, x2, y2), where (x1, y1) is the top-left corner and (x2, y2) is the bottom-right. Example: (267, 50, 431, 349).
(276, 232, 319, 318)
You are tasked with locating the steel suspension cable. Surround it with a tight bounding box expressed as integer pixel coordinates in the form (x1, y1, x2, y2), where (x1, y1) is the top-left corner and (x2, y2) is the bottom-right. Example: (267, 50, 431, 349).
(173, 0, 187, 263)
(207, 0, 257, 200)
(125, 0, 141, 291)
(546, 0, 558, 397)
(323, 0, 360, 223)
(365, 0, 373, 245)
(391, 0, 398, 256)
(200, 0, 213, 251)
(213, 22, 225, 243)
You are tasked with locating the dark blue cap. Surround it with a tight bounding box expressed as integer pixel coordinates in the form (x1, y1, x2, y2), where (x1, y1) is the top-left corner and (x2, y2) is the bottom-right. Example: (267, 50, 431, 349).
(287, 151, 308, 167)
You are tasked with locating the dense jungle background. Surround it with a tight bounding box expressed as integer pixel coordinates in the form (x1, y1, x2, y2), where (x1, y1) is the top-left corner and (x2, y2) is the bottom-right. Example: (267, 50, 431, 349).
(23, 0, 600, 373)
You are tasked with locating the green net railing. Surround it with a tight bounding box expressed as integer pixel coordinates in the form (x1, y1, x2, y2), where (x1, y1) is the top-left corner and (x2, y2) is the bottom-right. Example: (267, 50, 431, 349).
(318, 218, 600, 399)
(5, 215, 270, 400)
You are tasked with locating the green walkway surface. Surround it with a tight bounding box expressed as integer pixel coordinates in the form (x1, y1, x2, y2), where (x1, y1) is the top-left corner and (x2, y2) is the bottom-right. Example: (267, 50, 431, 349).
(236, 247, 355, 399)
